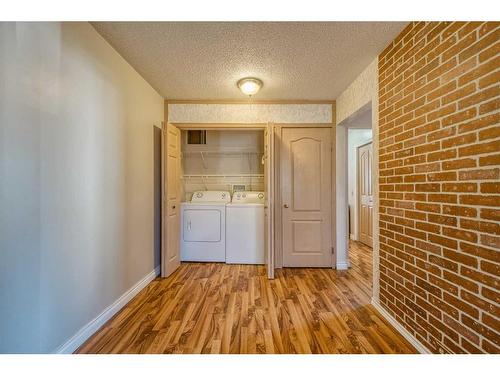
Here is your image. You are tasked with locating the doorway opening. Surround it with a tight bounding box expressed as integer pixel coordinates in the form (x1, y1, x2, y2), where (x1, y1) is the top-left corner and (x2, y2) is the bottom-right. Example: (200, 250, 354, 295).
(336, 101, 375, 293)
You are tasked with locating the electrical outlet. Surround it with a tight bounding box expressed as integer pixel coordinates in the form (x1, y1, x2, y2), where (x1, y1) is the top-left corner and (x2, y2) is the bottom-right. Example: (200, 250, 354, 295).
(232, 184, 246, 192)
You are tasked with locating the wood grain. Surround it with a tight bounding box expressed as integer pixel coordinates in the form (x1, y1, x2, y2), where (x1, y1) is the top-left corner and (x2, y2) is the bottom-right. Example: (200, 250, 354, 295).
(77, 241, 416, 354)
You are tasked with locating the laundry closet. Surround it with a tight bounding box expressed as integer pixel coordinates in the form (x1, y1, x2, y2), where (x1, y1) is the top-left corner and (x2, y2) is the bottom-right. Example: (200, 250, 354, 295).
(179, 128, 266, 266)
(161, 102, 336, 279)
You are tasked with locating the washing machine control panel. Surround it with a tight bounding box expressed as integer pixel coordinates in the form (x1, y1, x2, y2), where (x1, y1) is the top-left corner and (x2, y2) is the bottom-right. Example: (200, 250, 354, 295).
(231, 191, 265, 204)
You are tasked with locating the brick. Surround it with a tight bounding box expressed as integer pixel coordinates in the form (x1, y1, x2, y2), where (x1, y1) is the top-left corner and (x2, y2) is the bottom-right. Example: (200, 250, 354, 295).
(428, 234, 458, 250)
(480, 234, 500, 249)
(442, 205, 477, 217)
(442, 133, 477, 149)
(443, 248, 478, 268)
(442, 227, 478, 243)
(458, 140, 500, 157)
(428, 213, 457, 226)
(458, 168, 500, 181)
(378, 22, 500, 353)
(442, 158, 476, 170)
(460, 195, 500, 207)
(481, 182, 500, 194)
(461, 267, 499, 289)
(443, 270, 479, 293)
(481, 260, 500, 277)
(427, 149, 457, 162)
(481, 234, 500, 249)
(458, 113, 500, 133)
(478, 69, 500, 89)
(479, 154, 500, 167)
(461, 218, 500, 235)
(479, 126, 500, 141)
(480, 208, 500, 221)
(442, 183, 477, 193)
(428, 171, 457, 181)
(428, 193, 457, 204)
(482, 287, 500, 304)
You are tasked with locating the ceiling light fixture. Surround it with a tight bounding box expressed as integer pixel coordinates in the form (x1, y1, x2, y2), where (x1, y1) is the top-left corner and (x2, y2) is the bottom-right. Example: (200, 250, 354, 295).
(237, 77, 263, 97)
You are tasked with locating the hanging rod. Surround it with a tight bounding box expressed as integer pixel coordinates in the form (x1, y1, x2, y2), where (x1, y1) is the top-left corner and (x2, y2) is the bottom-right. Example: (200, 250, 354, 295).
(182, 174, 264, 178)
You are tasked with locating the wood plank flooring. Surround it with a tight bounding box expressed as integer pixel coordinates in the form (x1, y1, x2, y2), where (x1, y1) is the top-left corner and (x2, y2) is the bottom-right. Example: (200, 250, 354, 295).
(77, 241, 416, 353)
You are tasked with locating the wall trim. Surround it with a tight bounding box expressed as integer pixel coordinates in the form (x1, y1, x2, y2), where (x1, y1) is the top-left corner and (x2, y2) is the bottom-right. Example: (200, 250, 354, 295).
(53, 266, 160, 354)
(336, 261, 349, 270)
(371, 298, 430, 354)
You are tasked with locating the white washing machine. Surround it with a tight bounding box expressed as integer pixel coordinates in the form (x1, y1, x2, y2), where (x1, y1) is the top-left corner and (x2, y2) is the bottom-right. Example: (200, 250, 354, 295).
(180, 191, 230, 262)
(226, 191, 265, 264)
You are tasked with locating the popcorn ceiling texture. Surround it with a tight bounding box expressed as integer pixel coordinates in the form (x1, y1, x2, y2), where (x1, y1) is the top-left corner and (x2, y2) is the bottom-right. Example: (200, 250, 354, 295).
(378, 21, 500, 353)
(168, 104, 333, 123)
(91, 22, 407, 100)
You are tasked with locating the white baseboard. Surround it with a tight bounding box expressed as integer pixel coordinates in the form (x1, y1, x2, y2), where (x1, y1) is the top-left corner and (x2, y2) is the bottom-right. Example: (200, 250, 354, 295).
(336, 261, 349, 270)
(371, 298, 430, 353)
(54, 265, 160, 354)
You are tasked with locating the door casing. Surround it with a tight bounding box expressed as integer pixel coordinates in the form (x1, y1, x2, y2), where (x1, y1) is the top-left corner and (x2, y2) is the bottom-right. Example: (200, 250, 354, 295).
(357, 141, 373, 248)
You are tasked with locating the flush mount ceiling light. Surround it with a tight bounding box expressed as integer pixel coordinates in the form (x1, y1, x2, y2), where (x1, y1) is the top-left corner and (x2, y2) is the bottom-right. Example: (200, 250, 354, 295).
(237, 77, 263, 97)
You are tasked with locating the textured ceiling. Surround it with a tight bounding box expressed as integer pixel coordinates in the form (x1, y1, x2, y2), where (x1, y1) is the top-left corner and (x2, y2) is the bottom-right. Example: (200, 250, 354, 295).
(91, 22, 408, 100)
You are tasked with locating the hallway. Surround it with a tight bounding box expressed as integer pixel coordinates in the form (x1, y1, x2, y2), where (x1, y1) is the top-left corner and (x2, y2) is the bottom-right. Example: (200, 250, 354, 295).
(77, 241, 415, 354)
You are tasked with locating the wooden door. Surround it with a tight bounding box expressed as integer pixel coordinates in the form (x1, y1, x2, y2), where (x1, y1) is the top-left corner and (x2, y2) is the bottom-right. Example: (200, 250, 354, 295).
(264, 124, 275, 278)
(358, 142, 373, 248)
(161, 123, 181, 277)
(281, 128, 332, 267)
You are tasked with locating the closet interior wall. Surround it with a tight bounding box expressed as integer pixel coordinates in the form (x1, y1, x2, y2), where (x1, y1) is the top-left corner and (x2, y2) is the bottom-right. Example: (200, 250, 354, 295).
(181, 129, 265, 201)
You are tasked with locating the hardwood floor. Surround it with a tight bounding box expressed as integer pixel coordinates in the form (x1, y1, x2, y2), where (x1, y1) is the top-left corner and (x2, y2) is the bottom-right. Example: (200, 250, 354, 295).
(77, 241, 416, 354)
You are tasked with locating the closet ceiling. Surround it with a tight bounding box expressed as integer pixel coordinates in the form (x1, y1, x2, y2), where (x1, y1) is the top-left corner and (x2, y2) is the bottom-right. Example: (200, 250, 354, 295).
(92, 22, 408, 100)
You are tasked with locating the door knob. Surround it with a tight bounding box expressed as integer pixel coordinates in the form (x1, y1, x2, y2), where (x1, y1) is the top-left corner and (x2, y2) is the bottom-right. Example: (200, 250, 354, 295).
(172, 205, 176, 209)
(284, 204, 289, 208)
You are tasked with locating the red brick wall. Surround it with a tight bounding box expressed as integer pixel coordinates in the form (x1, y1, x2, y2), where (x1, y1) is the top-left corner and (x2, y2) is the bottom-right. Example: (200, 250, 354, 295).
(378, 22, 499, 353)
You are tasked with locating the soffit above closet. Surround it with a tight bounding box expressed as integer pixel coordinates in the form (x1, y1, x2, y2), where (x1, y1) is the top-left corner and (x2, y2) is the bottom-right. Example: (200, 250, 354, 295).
(91, 22, 408, 100)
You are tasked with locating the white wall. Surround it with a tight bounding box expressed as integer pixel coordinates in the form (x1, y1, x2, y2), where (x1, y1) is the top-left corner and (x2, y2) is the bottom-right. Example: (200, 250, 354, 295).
(0, 22, 164, 353)
(348, 129, 372, 240)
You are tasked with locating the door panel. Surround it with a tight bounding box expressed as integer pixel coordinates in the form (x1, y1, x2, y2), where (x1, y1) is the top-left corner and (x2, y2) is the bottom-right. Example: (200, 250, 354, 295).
(281, 128, 332, 267)
(292, 138, 322, 211)
(162, 123, 181, 277)
(358, 142, 373, 248)
(264, 124, 275, 278)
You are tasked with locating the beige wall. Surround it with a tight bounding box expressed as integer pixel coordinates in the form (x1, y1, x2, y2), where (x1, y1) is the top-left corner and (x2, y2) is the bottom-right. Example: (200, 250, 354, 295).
(0, 22, 164, 353)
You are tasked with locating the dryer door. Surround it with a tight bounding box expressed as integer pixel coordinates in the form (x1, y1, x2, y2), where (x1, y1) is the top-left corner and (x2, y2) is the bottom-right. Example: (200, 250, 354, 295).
(183, 209, 221, 242)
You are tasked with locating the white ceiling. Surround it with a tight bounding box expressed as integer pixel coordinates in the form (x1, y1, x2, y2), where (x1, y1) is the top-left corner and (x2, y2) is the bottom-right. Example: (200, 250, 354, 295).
(91, 22, 408, 100)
